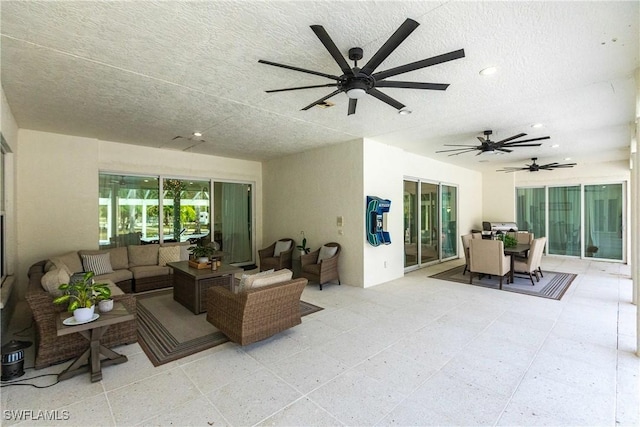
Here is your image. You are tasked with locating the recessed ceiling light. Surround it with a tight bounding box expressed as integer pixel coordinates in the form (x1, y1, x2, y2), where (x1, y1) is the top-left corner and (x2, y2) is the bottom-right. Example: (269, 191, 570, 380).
(479, 66, 498, 76)
(398, 108, 412, 115)
(564, 157, 572, 161)
(193, 132, 202, 137)
(531, 123, 543, 128)
(551, 144, 560, 148)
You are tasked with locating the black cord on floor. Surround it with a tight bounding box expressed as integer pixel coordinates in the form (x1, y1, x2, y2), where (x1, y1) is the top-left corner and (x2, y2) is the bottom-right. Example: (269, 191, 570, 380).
(0, 373, 60, 388)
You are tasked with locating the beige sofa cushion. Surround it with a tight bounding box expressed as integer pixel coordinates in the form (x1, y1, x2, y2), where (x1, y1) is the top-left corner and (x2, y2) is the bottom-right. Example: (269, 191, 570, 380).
(94, 269, 133, 284)
(243, 268, 293, 291)
(160, 241, 191, 261)
(50, 251, 83, 275)
(108, 247, 129, 270)
(129, 265, 171, 279)
(128, 244, 159, 267)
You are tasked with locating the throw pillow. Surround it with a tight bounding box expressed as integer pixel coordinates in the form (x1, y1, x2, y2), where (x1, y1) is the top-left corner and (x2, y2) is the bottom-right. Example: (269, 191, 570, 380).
(273, 240, 291, 256)
(158, 246, 181, 267)
(81, 253, 114, 276)
(40, 268, 70, 296)
(235, 269, 274, 293)
(246, 269, 293, 290)
(317, 245, 338, 264)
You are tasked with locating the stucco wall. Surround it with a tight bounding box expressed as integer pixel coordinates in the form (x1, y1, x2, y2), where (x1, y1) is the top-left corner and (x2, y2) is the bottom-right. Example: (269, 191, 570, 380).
(262, 140, 364, 287)
(15, 129, 263, 297)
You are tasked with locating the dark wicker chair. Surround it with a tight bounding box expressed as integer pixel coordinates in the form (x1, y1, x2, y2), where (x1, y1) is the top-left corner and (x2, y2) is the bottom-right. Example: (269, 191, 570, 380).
(300, 242, 341, 290)
(26, 261, 138, 369)
(258, 238, 295, 271)
(205, 278, 307, 345)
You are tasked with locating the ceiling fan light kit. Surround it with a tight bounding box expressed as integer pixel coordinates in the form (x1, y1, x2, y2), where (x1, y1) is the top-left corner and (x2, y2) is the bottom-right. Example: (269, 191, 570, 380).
(259, 18, 465, 116)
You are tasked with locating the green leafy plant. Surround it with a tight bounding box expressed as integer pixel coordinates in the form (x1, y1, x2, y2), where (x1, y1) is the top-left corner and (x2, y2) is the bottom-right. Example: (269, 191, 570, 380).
(188, 243, 216, 258)
(296, 237, 310, 254)
(497, 234, 518, 248)
(52, 271, 111, 312)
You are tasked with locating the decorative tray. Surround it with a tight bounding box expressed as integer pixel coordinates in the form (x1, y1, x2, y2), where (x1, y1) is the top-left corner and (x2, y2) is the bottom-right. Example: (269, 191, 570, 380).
(188, 260, 211, 270)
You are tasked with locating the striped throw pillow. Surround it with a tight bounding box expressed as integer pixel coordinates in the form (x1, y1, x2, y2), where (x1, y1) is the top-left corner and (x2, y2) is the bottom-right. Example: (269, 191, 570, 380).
(81, 253, 114, 276)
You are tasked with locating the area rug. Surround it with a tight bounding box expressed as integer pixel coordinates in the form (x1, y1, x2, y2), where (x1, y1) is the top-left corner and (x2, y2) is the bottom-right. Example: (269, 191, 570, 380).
(430, 265, 576, 300)
(136, 289, 323, 366)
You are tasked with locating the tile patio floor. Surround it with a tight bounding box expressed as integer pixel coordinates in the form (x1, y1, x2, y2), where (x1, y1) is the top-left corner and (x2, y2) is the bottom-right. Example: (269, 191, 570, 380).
(2, 256, 638, 426)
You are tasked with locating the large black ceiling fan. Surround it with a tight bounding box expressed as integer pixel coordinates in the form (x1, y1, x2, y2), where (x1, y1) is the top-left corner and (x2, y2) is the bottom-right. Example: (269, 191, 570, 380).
(436, 130, 550, 156)
(497, 157, 577, 173)
(258, 18, 465, 115)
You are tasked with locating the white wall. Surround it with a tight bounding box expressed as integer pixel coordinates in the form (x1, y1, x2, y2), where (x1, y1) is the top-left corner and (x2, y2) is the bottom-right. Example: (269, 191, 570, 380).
(1, 88, 18, 277)
(482, 171, 516, 223)
(263, 140, 364, 287)
(363, 139, 484, 287)
(16, 129, 263, 296)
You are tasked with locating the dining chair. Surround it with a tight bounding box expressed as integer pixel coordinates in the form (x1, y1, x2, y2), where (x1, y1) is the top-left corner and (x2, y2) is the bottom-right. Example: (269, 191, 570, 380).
(469, 239, 511, 289)
(460, 234, 473, 275)
(513, 237, 547, 285)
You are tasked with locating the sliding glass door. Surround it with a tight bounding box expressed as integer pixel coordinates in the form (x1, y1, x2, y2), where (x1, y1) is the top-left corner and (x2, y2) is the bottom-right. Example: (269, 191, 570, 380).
(213, 182, 253, 265)
(404, 179, 458, 270)
(584, 184, 623, 260)
(516, 183, 624, 261)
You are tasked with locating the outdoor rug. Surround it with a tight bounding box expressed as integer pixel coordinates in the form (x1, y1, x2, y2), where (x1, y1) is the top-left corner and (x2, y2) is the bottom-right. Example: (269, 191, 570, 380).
(136, 289, 323, 366)
(430, 265, 576, 300)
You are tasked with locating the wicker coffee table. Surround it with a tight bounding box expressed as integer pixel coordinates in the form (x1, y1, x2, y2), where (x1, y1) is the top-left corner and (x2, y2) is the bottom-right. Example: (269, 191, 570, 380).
(168, 261, 243, 314)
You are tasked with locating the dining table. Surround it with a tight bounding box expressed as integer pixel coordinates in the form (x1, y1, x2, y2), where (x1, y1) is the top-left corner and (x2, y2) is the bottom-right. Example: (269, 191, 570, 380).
(503, 243, 531, 283)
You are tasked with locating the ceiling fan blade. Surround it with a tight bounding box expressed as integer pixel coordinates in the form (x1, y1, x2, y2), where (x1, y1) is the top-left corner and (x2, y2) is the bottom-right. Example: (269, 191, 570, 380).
(266, 83, 338, 93)
(348, 98, 357, 116)
(258, 59, 341, 80)
(310, 25, 354, 76)
(375, 81, 449, 90)
(495, 133, 526, 144)
(496, 168, 527, 172)
(367, 88, 405, 110)
(496, 148, 513, 153)
(546, 164, 577, 168)
(360, 18, 420, 75)
(300, 89, 343, 111)
(503, 136, 551, 145)
(449, 149, 478, 156)
(372, 49, 466, 81)
(477, 136, 486, 143)
(436, 147, 480, 153)
(501, 143, 543, 147)
(442, 144, 480, 147)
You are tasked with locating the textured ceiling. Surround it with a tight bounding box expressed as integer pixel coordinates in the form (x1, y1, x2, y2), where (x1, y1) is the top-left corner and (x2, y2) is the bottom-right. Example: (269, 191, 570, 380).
(1, 1, 638, 171)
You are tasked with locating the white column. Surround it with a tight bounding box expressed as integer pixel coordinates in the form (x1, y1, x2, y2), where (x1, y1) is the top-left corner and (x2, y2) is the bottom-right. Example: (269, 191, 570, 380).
(634, 68, 639, 357)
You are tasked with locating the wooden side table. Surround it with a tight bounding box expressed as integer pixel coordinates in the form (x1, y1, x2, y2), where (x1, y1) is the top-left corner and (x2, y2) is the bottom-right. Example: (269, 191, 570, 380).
(168, 261, 243, 314)
(56, 302, 134, 382)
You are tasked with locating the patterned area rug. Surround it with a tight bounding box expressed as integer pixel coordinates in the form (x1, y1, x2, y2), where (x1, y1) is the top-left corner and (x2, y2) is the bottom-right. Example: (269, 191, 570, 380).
(136, 289, 323, 366)
(430, 265, 576, 300)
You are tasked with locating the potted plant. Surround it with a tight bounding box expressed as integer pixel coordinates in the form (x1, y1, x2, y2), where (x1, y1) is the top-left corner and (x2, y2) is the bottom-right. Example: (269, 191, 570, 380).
(296, 236, 310, 256)
(53, 271, 112, 322)
(497, 233, 518, 248)
(188, 243, 216, 263)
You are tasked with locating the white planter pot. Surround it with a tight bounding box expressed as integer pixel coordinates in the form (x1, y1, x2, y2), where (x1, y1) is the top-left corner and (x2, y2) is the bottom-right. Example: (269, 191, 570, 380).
(73, 305, 95, 322)
(197, 256, 210, 264)
(98, 299, 114, 312)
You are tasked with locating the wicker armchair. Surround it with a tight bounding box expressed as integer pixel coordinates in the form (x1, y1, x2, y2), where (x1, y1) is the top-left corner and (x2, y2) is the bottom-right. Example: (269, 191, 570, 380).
(26, 261, 138, 369)
(205, 278, 307, 345)
(258, 238, 295, 271)
(300, 242, 341, 290)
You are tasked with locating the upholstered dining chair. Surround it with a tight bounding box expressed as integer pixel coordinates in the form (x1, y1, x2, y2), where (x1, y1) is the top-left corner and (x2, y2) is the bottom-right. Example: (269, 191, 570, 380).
(258, 238, 295, 271)
(300, 242, 341, 290)
(461, 234, 473, 275)
(513, 237, 547, 285)
(469, 239, 511, 289)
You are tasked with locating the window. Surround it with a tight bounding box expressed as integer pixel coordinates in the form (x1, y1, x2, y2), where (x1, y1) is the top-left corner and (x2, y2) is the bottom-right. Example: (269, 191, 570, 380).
(99, 173, 254, 266)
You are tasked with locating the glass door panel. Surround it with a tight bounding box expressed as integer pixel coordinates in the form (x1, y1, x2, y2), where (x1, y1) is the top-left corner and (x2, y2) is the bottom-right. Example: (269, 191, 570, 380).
(163, 178, 210, 243)
(548, 186, 581, 256)
(420, 183, 439, 263)
(585, 184, 623, 260)
(441, 185, 457, 259)
(403, 180, 418, 268)
(213, 182, 253, 265)
(516, 187, 545, 239)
